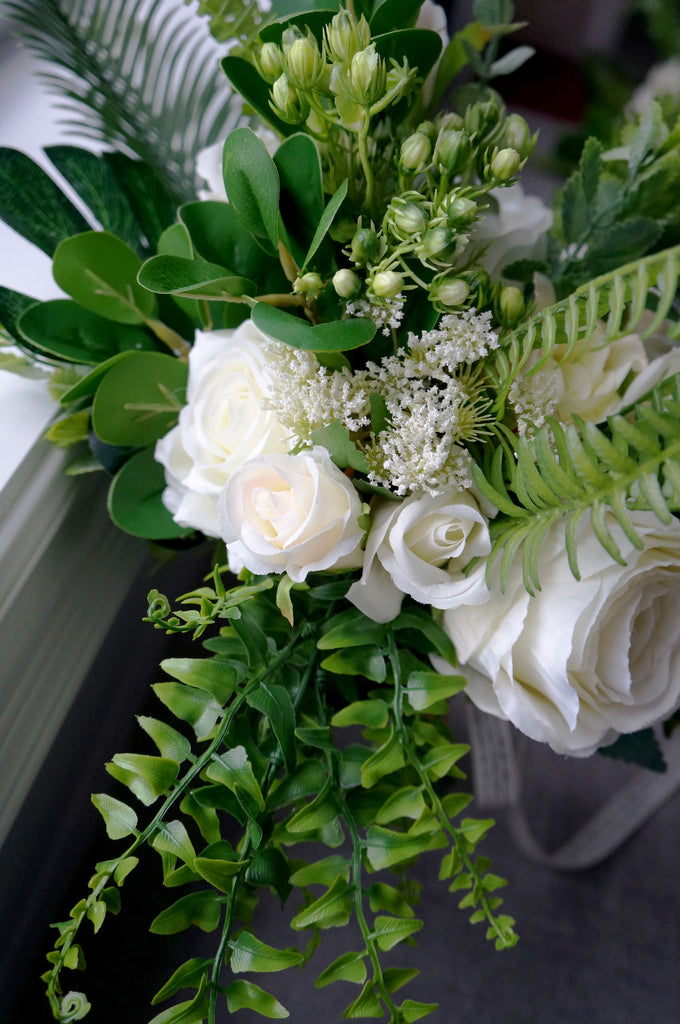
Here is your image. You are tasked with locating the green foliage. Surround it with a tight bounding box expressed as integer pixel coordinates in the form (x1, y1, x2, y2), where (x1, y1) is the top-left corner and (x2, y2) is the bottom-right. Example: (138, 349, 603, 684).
(5, 0, 243, 201)
(43, 572, 515, 1023)
(473, 374, 680, 592)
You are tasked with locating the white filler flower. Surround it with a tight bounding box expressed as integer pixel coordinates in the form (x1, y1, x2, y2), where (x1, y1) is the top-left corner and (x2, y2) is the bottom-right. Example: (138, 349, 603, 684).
(219, 447, 364, 581)
(155, 321, 290, 537)
(437, 511, 680, 757)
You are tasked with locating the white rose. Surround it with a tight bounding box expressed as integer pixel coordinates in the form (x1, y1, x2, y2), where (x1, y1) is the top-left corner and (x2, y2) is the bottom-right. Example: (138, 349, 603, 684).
(551, 325, 647, 423)
(437, 511, 680, 757)
(473, 185, 553, 279)
(347, 489, 491, 623)
(628, 58, 680, 114)
(155, 321, 290, 537)
(219, 447, 364, 581)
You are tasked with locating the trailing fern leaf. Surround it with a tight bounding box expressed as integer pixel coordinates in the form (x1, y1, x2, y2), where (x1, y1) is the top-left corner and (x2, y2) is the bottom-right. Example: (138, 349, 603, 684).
(2, 0, 244, 201)
(491, 244, 680, 414)
(473, 374, 680, 593)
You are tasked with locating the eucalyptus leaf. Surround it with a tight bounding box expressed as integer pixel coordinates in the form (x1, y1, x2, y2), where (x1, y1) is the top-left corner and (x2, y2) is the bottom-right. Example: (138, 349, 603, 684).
(274, 133, 325, 267)
(108, 447, 194, 540)
(223, 127, 280, 254)
(253, 302, 375, 351)
(18, 300, 156, 364)
(92, 351, 187, 446)
(52, 231, 158, 323)
(138, 254, 255, 300)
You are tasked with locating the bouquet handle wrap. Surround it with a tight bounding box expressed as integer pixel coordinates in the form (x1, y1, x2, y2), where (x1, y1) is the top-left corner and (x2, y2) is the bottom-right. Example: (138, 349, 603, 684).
(467, 704, 680, 871)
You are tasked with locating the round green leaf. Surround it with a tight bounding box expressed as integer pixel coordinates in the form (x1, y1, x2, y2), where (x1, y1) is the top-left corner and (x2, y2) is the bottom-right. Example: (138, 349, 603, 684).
(108, 447, 193, 539)
(252, 302, 375, 352)
(59, 351, 139, 405)
(52, 230, 158, 323)
(92, 351, 186, 446)
(18, 299, 156, 364)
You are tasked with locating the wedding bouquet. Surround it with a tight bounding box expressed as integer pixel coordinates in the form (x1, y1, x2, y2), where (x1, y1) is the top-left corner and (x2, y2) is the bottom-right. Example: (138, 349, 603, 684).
(2, 0, 680, 1021)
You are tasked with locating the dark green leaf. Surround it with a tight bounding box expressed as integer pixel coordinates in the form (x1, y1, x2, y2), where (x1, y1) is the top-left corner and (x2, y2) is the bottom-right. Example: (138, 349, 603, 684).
(291, 877, 352, 930)
(320, 646, 386, 681)
(149, 891, 221, 935)
(222, 56, 295, 138)
(104, 154, 179, 250)
(247, 684, 297, 775)
(302, 179, 348, 272)
(373, 29, 443, 85)
(252, 302, 376, 351)
(599, 728, 666, 772)
(223, 127, 280, 254)
(315, 951, 366, 989)
(138, 254, 255, 300)
(18, 299, 156, 364)
(92, 350, 186, 445)
(246, 847, 292, 903)
(274, 133, 325, 267)
(152, 959, 210, 1006)
(108, 447, 194, 540)
(0, 147, 90, 254)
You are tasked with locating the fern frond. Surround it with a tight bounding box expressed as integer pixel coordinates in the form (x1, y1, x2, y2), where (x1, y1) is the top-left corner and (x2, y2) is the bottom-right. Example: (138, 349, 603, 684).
(3, 0, 244, 201)
(473, 374, 680, 594)
(491, 244, 680, 413)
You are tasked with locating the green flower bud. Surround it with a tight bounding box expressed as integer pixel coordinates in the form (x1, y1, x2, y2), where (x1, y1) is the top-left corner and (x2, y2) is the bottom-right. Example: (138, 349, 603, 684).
(460, 267, 492, 308)
(371, 270, 404, 298)
(384, 196, 428, 240)
(294, 271, 324, 298)
(502, 113, 535, 159)
(257, 42, 284, 84)
(286, 35, 324, 89)
(445, 196, 478, 229)
(349, 45, 386, 106)
(332, 268, 362, 298)
(330, 217, 358, 243)
(271, 74, 310, 124)
(350, 227, 382, 265)
(496, 285, 525, 327)
(430, 276, 469, 308)
(325, 9, 371, 63)
(416, 226, 455, 260)
(399, 132, 432, 172)
(417, 120, 437, 140)
(488, 147, 521, 182)
(465, 98, 501, 138)
(436, 112, 465, 133)
(434, 130, 472, 176)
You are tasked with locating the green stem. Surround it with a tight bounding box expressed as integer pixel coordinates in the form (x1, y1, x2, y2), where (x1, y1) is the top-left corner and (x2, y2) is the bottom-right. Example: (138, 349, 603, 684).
(386, 630, 509, 948)
(357, 123, 375, 215)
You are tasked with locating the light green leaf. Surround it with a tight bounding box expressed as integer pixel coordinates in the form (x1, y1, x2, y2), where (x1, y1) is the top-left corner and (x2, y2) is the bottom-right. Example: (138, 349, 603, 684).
(228, 932, 303, 973)
(361, 727, 406, 788)
(107, 753, 179, 804)
(225, 980, 289, 1018)
(370, 915, 423, 951)
(152, 681, 221, 738)
(368, 882, 415, 918)
(331, 700, 390, 729)
(151, 959, 210, 1006)
(421, 744, 469, 781)
(375, 787, 427, 825)
(207, 746, 265, 816)
(289, 856, 351, 889)
(44, 411, 90, 448)
(315, 951, 367, 989)
(52, 231, 157, 323)
(318, 608, 388, 649)
(193, 855, 249, 894)
(91, 793, 138, 840)
(151, 820, 197, 866)
(137, 716, 192, 763)
(309, 420, 370, 472)
(320, 646, 386, 682)
(399, 998, 439, 1022)
(291, 877, 352, 930)
(150, 891, 221, 936)
(406, 671, 466, 711)
(342, 980, 383, 1018)
(364, 825, 446, 871)
(161, 657, 241, 705)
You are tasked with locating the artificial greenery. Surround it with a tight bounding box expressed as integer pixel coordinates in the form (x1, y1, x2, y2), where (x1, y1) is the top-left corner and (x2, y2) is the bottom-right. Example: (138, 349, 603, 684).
(2, 0, 244, 201)
(43, 569, 516, 1023)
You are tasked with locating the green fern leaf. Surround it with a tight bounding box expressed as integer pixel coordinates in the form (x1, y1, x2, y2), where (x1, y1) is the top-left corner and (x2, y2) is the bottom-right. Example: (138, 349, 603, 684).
(480, 376, 680, 592)
(3, 0, 245, 201)
(492, 245, 680, 410)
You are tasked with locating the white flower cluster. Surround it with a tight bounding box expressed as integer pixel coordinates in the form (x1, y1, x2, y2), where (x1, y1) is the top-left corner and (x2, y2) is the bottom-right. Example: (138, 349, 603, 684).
(265, 309, 498, 495)
(345, 293, 405, 335)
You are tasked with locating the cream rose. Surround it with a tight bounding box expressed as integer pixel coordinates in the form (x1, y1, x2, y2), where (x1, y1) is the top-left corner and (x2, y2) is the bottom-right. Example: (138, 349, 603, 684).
(155, 321, 290, 537)
(437, 511, 680, 757)
(347, 489, 491, 623)
(218, 447, 364, 581)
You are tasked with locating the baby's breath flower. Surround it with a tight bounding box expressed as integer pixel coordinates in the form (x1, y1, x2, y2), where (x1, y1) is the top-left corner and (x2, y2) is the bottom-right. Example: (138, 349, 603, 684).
(346, 293, 405, 335)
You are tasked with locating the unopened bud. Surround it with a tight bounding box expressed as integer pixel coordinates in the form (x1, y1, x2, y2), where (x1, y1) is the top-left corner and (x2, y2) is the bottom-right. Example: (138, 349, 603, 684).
(350, 226, 382, 265)
(325, 9, 371, 63)
(286, 35, 324, 89)
(497, 285, 525, 326)
(489, 147, 521, 182)
(446, 196, 478, 228)
(349, 45, 386, 106)
(502, 114, 534, 159)
(332, 268, 362, 298)
(330, 217, 357, 243)
(271, 74, 310, 124)
(400, 132, 432, 172)
(371, 270, 404, 298)
(417, 226, 455, 260)
(436, 112, 465, 133)
(385, 197, 427, 240)
(294, 271, 324, 297)
(434, 130, 472, 176)
(465, 98, 501, 138)
(431, 276, 469, 308)
(257, 42, 284, 84)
